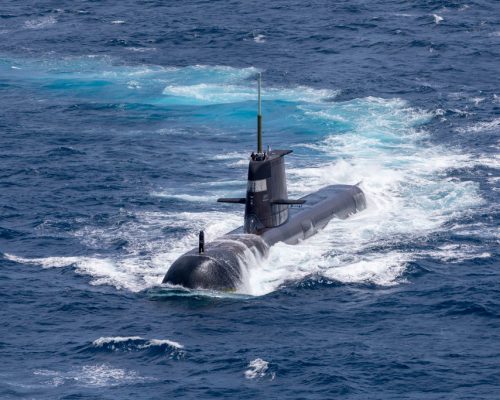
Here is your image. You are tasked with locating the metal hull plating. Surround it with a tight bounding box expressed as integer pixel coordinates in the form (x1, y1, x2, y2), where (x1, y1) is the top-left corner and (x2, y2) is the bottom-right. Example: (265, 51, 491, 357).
(163, 184, 366, 291)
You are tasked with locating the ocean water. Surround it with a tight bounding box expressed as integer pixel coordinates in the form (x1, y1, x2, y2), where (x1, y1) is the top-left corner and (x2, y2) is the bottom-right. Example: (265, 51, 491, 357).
(0, 1, 498, 398)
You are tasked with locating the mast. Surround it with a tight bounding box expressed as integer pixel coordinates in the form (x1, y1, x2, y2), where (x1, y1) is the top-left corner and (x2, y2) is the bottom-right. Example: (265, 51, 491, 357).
(257, 73, 262, 154)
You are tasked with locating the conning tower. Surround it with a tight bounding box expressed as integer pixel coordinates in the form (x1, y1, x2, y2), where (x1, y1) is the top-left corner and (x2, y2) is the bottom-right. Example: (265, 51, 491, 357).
(218, 73, 304, 234)
(245, 149, 293, 233)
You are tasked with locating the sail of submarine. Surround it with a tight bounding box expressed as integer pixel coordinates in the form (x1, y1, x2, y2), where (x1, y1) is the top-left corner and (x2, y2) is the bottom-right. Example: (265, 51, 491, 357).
(163, 74, 366, 291)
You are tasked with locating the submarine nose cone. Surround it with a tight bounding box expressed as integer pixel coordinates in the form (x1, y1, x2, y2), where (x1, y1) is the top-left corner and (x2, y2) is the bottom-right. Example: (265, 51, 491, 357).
(162, 252, 243, 291)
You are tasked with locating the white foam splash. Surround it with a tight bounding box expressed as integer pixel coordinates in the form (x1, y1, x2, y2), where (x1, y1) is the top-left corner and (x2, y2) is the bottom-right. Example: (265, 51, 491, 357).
(24, 16, 57, 30)
(253, 34, 266, 43)
(5, 253, 147, 291)
(244, 358, 270, 379)
(455, 117, 500, 134)
(34, 364, 151, 387)
(148, 339, 184, 349)
(470, 97, 485, 106)
(323, 253, 408, 285)
(423, 244, 492, 263)
(93, 336, 184, 350)
(111, 20, 125, 24)
(433, 14, 443, 24)
(93, 336, 142, 346)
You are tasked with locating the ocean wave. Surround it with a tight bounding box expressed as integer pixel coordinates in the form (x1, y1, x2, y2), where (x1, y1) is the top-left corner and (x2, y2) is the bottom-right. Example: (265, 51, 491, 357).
(92, 336, 184, 351)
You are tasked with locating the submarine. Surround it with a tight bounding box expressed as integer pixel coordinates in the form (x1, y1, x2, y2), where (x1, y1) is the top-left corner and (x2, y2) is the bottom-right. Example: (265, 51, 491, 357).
(163, 74, 366, 291)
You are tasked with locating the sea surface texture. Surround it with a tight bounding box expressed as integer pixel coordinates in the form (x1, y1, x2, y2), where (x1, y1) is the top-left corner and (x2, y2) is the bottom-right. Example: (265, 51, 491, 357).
(0, 0, 499, 398)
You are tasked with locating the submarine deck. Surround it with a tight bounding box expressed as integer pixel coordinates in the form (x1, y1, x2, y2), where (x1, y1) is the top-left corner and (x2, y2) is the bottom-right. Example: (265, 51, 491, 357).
(228, 184, 365, 246)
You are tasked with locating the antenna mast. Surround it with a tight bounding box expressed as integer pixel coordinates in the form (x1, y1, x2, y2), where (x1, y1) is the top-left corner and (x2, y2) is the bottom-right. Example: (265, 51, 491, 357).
(257, 73, 262, 153)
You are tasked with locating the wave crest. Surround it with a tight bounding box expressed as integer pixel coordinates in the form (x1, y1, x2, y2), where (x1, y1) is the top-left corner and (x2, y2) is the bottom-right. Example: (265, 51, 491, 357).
(92, 336, 184, 354)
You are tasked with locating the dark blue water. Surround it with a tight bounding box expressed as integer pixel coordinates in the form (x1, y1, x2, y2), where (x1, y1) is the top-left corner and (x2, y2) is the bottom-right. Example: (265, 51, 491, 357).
(1, 1, 499, 398)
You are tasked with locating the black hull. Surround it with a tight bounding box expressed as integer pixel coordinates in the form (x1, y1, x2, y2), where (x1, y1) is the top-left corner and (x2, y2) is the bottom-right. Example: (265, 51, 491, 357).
(162, 184, 366, 291)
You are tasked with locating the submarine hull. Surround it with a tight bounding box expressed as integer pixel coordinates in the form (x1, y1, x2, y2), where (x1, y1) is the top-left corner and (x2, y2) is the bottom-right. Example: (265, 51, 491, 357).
(163, 184, 366, 291)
